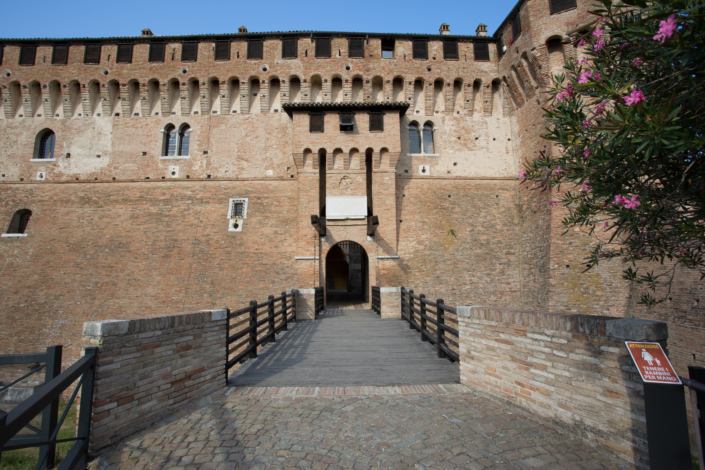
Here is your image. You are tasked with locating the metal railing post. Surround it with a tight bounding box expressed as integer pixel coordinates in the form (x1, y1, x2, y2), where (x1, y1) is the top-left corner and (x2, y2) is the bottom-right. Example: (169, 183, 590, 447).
(419, 294, 427, 341)
(268, 295, 275, 343)
(436, 299, 446, 359)
(75, 347, 97, 469)
(248, 300, 258, 359)
(224, 308, 230, 384)
(39, 345, 62, 470)
(409, 290, 415, 329)
(281, 292, 288, 331)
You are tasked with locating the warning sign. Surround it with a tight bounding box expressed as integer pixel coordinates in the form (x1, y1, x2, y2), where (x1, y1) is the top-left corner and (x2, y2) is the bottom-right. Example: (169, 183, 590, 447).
(625, 342, 682, 385)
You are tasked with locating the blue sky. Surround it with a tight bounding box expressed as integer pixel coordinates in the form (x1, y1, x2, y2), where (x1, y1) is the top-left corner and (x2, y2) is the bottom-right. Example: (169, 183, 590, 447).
(3, 0, 519, 39)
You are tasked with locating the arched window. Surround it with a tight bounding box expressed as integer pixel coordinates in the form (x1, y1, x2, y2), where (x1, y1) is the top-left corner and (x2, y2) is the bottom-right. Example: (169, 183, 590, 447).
(7, 209, 32, 234)
(422, 122, 435, 154)
(163, 124, 177, 156)
(178, 125, 191, 156)
(37, 130, 55, 160)
(408, 122, 421, 154)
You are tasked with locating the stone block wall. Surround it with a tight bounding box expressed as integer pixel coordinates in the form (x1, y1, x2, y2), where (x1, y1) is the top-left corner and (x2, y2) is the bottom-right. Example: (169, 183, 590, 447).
(379, 287, 401, 318)
(82, 309, 227, 452)
(458, 306, 669, 469)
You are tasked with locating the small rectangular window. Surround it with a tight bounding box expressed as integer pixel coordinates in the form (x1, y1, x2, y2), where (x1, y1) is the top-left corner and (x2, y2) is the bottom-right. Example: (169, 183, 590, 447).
(310, 113, 324, 132)
(215, 40, 230, 60)
(381, 39, 394, 58)
(340, 112, 354, 132)
(247, 39, 263, 59)
(19, 45, 36, 65)
(315, 37, 331, 58)
(512, 14, 522, 38)
(369, 113, 383, 132)
(282, 38, 297, 58)
(149, 42, 165, 62)
(182, 42, 198, 61)
(550, 0, 577, 14)
(232, 202, 244, 217)
(348, 38, 365, 58)
(443, 40, 458, 60)
(116, 44, 133, 63)
(52, 44, 69, 65)
(412, 40, 428, 60)
(474, 42, 490, 61)
(84, 43, 101, 64)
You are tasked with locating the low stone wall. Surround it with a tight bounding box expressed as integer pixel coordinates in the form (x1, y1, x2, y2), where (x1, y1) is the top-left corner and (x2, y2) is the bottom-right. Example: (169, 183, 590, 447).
(458, 306, 668, 469)
(82, 309, 227, 452)
(379, 287, 401, 318)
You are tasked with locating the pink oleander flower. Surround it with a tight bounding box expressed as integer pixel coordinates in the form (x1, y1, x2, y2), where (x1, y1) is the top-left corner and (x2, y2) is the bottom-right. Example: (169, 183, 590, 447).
(633, 57, 643, 67)
(574, 59, 579, 66)
(556, 166, 563, 175)
(593, 28, 604, 37)
(624, 89, 645, 106)
(614, 194, 624, 205)
(583, 149, 590, 158)
(594, 38, 606, 51)
(604, 221, 609, 229)
(577, 38, 586, 47)
(519, 170, 526, 179)
(583, 119, 591, 129)
(581, 184, 591, 191)
(595, 102, 606, 114)
(538, 153, 544, 159)
(549, 201, 558, 207)
(593, 72, 601, 80)
(578, 73, 590, 84)
(624, 195, 641, 209)
(556, 91, 566, 101)
(580, 57, 589, 65)
(654, 14, 678, 44)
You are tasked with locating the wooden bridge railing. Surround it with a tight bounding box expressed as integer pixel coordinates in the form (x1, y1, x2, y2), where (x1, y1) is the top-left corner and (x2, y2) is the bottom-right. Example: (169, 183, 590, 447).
(314, 287, 324, 317)
(225, 291, 296, 380)
(401, 287, 459, 363)
(371, 287, 381, 316)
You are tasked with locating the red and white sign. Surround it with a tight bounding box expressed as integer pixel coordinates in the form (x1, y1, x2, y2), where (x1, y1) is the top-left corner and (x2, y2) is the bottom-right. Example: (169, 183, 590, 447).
(625, 341, 681, 385)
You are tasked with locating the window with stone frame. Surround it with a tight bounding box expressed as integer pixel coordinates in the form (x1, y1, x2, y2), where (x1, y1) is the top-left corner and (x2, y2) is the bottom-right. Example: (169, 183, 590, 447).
(407, 121, 436, 155)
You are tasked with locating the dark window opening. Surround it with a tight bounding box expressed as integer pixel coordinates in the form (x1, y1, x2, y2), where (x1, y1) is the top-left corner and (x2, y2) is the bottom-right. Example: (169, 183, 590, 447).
(315, 37, 331, 58)
(282, 38, 297, 58)
(408, 123, 420, 154)
(84, 44, 101, 64)
(7, 209, 32, 235)
(348, 38, 364, 58)
(37, 130, 55, 160)
(475, 42, 490, 61)
(178, 125, 191, 156)
(116, 44, 133, 63)
(215, 40, 230, 60)
(382, 39, 394, 58)
(19, 45, 36, 65)
(412, 40, 428, 60)
(550, 0, 577, 14)
(149, 42, 165, 62)
(310, 113, 324, 132)
(497, 35, 505, 59)
(443, 40, 458, 60)
(0, 45, 4, 65)
(232, 202, 244, 218)
(52, 45, 69, 65)
(369, 113, 383, 132)
(340, 112, 354, 132)
(247, 39, 263, 59)
(512, 14, 522, 39)
(181, 42, 198, 61)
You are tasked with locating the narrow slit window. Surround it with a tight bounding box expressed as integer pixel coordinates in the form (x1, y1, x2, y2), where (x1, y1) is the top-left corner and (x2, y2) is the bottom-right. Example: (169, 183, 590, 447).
(443, 40, 458, 60)
(369, 113, 383, 132)
(282, 38, 297, 58)
(512, 14, 522, 38)
(381, 39, 394, 58)
(422, 123, 435, 154)
(247, 39, 263, 59)
(149, 42, 165, 62)
(475, 42, 490, 61)
(116, 44, 133, 63)
(348, 38, 364, 58)
(550, 0, 577, 14)
(339, 112, 354, 132)
(182, 42, 198, 61)
(163, 125, 177, 156)
(408, 123, 420, 154)
(19, 45, 37, 65)
(52, 45, 69, 65)
(315, 37, 331, 58)
(412, 40, 428, 60)
(84, 44, 101, 64)
(178, 125, 191, 156)
(310, 113, 324, 132)
(0, 45, 4, 65)
(215, 40, 230, 60)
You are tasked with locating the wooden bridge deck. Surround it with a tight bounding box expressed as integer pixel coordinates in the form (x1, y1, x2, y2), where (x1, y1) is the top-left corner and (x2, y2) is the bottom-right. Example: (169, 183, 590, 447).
(227, 309, 460, 387)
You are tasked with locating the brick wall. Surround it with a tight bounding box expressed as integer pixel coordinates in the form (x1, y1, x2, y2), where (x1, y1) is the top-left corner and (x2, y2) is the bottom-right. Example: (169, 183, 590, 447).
(458, 306, 669, 469)
(82, 308, 227, 452)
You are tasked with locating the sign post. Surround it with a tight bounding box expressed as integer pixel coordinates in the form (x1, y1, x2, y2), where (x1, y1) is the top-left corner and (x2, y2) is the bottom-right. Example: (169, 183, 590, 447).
(625, 342, 691, 470)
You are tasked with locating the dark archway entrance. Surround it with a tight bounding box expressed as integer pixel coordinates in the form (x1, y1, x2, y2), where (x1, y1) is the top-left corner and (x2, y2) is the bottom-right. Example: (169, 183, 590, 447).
(325, 241, 369, 304)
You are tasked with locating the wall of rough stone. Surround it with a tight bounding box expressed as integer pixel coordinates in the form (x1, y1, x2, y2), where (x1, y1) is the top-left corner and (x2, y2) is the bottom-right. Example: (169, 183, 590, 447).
(82, 309, 227, 452)
(458, 305, 670, 469)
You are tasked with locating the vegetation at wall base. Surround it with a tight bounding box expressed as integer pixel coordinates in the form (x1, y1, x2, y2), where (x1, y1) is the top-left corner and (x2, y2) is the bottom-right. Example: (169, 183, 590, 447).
(521, 0, 705, 305)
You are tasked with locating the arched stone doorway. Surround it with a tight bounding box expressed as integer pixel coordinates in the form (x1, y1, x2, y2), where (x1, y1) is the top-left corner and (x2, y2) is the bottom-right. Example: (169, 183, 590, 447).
(325, 241, 369, 304)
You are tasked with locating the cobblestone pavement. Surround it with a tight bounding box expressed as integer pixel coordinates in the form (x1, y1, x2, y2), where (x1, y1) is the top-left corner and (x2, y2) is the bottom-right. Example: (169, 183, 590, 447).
(89, 385, 624, 470)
